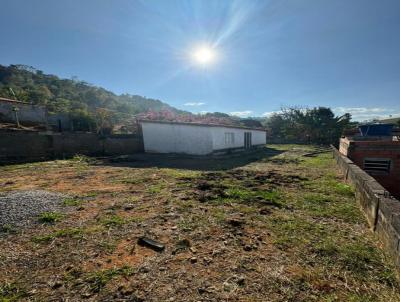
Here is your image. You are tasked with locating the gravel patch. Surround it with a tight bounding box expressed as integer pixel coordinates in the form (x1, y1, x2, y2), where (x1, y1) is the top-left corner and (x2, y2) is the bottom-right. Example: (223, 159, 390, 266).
(0, 190, 67, 229)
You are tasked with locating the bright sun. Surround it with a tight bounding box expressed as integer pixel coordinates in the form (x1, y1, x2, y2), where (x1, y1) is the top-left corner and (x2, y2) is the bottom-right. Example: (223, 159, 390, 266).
(192, 46, 215, 65)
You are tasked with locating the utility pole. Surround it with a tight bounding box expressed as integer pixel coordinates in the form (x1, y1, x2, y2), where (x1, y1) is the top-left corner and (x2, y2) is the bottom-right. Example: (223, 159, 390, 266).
(12, 106, 20, 127)
(9, 87, 17, 100)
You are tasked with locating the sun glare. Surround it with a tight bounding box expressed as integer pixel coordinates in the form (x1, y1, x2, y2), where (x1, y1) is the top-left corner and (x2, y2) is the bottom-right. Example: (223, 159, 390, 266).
(192, 46, 215, 65)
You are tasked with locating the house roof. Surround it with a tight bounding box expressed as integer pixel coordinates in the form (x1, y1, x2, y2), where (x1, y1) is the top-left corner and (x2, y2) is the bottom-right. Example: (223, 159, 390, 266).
(139, 119, 266, 132)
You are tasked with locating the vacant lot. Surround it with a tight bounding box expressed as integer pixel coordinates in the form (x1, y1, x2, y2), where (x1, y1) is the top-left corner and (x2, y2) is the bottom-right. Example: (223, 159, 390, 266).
(0, 145, 399, 301)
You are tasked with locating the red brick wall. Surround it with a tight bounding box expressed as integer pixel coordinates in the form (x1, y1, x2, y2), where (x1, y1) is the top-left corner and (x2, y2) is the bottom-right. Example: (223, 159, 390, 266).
(341, 140, 400, 199)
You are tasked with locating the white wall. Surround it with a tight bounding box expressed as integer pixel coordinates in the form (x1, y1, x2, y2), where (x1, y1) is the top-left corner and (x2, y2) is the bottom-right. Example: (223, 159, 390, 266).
(141, 122, 266, 155)
(251, 129, 267, 145)
(211, 127, 266, 151)
(141, 122, 213, 155)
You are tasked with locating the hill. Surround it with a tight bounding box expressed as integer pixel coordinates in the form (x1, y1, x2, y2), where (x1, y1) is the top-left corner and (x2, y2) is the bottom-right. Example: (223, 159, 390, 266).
(0, 64, 265, 132)
(0, 64, 183, 120)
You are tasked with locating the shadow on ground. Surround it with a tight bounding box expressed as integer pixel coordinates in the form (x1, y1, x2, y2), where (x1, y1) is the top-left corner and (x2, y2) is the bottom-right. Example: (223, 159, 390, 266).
(101, 147, 283, 171)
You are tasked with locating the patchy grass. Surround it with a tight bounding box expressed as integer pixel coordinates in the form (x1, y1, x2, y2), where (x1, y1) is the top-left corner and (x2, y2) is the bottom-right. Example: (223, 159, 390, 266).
(32, 227, 86, 243)
(0, 145, 399, 301)
(83, 266, 134, 293)
(63, 197, 85, 206)
(99, 215, 126, 228)
(0, 282, 27, 302)
(38, 212, 64, 223)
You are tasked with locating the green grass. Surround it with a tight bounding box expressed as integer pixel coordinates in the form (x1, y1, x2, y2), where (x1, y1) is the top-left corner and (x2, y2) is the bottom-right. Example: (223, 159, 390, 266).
(222, 187, 283, 207)
(63, 197, 85, 206)
(0, 224, 16, 234)
(83, 266, 134, 293)
(268, 215, 325, 249)
(38, 212, 64, 223)
(99, 215, 125, 228)
(32, 227, 85, 243)
(146, 183, 165, 195)
(0, 283, 27, 302)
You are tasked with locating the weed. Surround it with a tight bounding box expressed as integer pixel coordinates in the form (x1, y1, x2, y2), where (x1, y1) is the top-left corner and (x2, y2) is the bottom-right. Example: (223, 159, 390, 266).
(146, 183, 165, 195)
(63, 198, 84, 206)
(84, 266, 134, 293)
(100, 215, 125, 228)
(97, 240, 117, 253)
(71, 154, 94, 164)
(0, 282, 27, 301)
(0, 224, 16, 234)
(268, 215, 327, 249)
(301, 193, 361, 223)
(38, 212, 64, 223)
(332, 182, 354, 197)
(32, 228, 84, 243)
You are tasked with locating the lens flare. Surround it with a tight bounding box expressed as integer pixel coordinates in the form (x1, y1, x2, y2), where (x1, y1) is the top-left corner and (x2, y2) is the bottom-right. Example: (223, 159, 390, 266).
(192, 46, 215, 65)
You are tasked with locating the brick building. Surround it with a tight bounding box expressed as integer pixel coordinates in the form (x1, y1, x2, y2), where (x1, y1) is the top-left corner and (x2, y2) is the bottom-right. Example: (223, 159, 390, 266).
(340, 124, 400, 199)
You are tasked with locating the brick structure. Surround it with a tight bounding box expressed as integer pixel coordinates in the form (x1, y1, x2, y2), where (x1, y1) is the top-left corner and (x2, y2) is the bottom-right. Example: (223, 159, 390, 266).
(340, 125, 400, 199)
(332, 147, 400, 270)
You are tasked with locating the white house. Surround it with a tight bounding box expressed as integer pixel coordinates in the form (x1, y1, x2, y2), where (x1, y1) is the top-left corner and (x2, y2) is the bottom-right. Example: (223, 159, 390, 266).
(140, 120, 266, 155)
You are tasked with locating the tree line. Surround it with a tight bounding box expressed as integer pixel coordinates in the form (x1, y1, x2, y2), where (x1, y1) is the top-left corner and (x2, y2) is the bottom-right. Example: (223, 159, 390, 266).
(262, 107, 356, 145)
(0, 64, 184, 131)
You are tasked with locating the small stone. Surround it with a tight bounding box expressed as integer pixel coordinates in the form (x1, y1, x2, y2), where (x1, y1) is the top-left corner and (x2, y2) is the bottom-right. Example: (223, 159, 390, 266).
(227, 218, 244, 228)
(139, 266, 150, 273)
(259, 208, 271, 215)
(189, 247, 197, 253)
(81, 292, 92, 298)
(159, 266, 167, 271)
(236, 276, 245, 286)
(223, 281, 234, 292)
(198, 287, 206, 294)
(49, 280, 62, 289)
(190, 257, 198, 263)
(124, 203, 135, 211)
(176, 238, 191, 248)
(243, 245, 252, 251)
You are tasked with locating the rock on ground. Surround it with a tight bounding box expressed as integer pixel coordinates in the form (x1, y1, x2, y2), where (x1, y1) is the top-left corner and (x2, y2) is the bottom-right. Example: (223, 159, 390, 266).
(0, 190, 66, 229)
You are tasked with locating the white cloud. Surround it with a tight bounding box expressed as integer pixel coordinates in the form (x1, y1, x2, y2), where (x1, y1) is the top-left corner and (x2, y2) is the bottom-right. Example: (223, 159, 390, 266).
(333, 107, 400, 121)
(262, 111, 281, 117)
(183, 102, 205, 106)
(229, 110, 253, 118)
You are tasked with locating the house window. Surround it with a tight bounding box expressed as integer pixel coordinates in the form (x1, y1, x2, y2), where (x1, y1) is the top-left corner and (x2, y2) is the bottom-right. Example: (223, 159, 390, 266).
(363, 158, 391, 175)
(225, 132, 235, 146)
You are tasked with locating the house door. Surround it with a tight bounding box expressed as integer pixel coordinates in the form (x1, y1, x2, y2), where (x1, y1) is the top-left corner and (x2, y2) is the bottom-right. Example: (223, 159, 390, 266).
(244, 132, 252, 149)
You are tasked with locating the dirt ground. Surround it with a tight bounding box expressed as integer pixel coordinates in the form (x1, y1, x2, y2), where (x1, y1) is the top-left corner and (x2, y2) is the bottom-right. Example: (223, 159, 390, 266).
(0, 145, 399, 301)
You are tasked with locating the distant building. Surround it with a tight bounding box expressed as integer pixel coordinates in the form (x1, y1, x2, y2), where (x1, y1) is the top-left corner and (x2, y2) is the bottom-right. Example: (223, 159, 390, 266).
(340, 124, 400, 198)
(140, 120, 266, 155)
(0, 97, 47, 125)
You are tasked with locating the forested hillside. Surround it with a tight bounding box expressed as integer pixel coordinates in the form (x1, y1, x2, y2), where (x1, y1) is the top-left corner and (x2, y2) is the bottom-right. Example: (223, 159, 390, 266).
(0, 64, 264, 132)
(0, 64, 182, 118)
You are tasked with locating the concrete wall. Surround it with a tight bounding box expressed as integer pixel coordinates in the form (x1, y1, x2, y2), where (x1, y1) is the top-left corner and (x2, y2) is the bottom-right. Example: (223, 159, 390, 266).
(340, 137, 400, 198)
(141, 121, 266, 155)
(332, 146, 400, 268)
(0, 101, 47, 125)
(0, 131, 143, 163)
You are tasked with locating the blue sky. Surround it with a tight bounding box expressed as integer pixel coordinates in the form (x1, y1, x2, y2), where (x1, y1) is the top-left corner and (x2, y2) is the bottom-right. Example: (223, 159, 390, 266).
(0, 0, 399, 120)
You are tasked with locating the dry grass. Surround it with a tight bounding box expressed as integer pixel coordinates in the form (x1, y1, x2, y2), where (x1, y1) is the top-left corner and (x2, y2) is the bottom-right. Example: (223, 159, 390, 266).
(0, 145, 399, 301)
